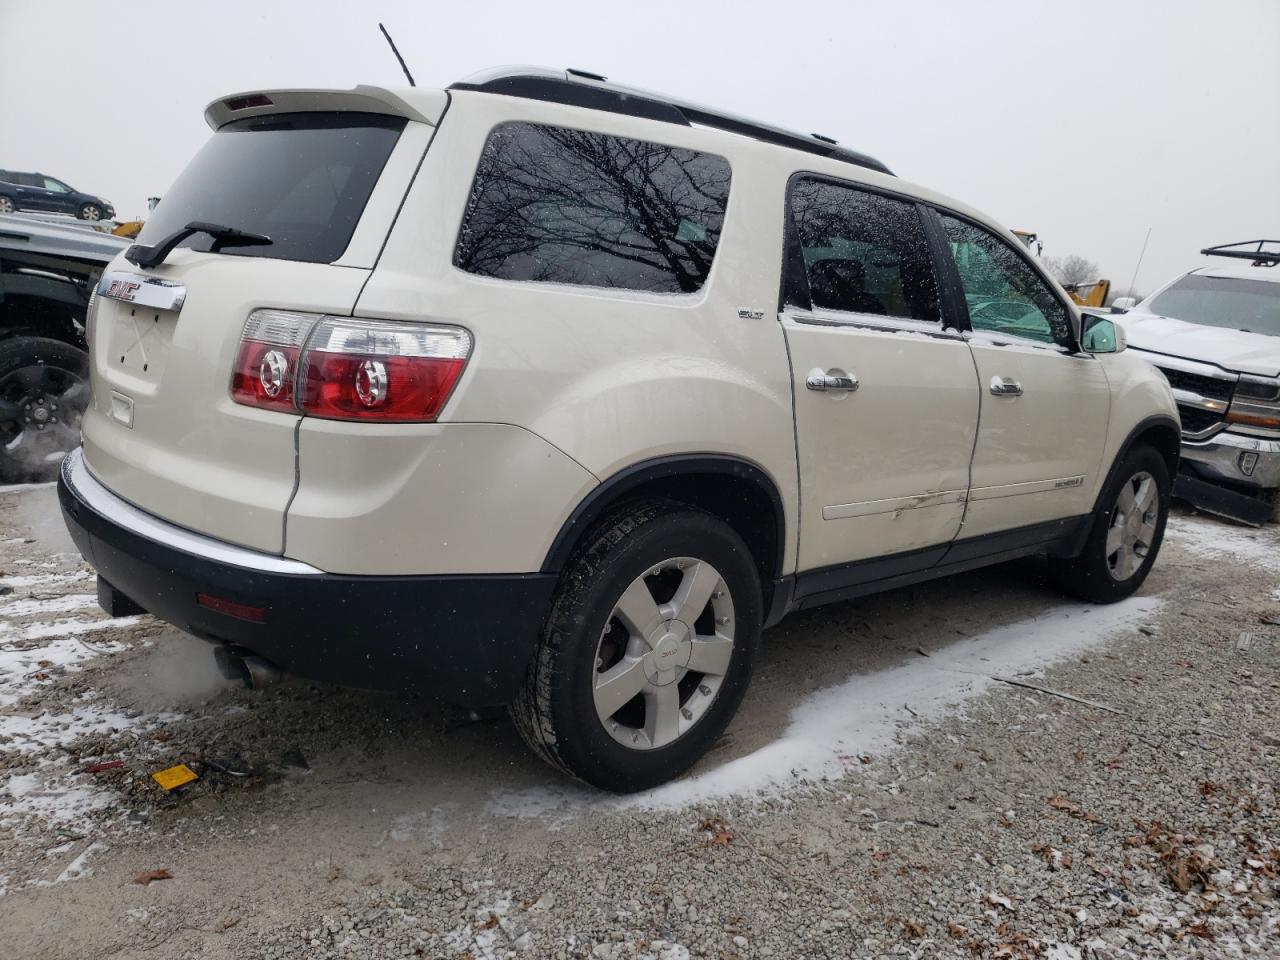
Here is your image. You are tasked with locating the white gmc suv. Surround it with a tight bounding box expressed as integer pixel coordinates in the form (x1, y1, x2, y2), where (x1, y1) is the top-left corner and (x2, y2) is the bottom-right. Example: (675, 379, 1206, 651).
(59, 68, 1179, 791)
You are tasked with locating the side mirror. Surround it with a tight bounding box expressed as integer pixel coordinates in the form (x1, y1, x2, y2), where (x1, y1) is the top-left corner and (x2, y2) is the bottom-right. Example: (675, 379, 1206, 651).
(1110, 296, 1137, 311)
(1081, 314, 1126, 354)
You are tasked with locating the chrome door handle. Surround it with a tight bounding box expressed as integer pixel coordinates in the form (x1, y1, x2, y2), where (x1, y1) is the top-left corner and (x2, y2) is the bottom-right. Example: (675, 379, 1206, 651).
(989, 376, 1023, 397)
(806, 368, 859, 393)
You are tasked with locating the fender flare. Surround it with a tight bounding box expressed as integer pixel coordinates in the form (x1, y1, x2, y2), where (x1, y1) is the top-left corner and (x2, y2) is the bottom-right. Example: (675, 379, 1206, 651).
(540, 453, 787, 577)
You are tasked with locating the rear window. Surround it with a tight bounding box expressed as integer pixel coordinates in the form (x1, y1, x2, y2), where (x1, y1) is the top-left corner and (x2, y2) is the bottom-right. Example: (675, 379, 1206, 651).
(137, 112, 405, 264)
(454, 122, 732, 294)
(1148, 273, 1280, 337)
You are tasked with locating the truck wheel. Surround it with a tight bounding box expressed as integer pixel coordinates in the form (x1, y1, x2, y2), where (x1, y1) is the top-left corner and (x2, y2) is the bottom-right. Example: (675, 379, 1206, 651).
(0, 337, 90, 484)
(512, 500, 762, 792)
(1051, 445, 1170, 603)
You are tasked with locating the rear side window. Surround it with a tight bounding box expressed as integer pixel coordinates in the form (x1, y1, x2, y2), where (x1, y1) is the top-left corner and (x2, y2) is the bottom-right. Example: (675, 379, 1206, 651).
(787, 177, 942, 324)
(137, 112, 405, 264)
(454, 122, 732, 294)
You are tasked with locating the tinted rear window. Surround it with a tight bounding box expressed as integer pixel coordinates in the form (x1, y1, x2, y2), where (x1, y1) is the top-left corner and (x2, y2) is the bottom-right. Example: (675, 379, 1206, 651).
(454, 122, 732, 294)
(138, 112, 405, 264)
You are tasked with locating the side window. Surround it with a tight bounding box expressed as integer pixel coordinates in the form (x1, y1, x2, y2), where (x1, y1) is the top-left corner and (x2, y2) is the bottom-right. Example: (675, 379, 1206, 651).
(940, 214, 1071, 347)
(42, 177, 69, 193)
(455, 122, 732, 294)
(787, 177, 941, 324)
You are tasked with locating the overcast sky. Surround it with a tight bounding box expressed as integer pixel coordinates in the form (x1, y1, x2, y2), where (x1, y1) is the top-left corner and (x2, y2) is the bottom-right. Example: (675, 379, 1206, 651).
(2, 0, 1277, 294)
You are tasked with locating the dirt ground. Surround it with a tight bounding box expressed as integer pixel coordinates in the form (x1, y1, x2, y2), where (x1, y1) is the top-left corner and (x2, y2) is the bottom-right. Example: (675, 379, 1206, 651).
(0, 484, 1276, 959)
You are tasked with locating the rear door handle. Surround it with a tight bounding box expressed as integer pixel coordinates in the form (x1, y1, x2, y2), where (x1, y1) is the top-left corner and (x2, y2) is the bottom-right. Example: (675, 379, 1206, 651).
(989, 376, 1023, 397)
(806, 368, 859, 393)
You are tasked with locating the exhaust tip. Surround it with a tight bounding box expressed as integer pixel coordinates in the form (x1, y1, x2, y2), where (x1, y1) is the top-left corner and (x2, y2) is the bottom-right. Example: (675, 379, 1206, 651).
(213, 646, 283, 689)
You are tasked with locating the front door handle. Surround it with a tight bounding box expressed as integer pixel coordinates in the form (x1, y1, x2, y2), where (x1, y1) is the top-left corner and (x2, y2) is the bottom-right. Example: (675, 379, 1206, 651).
(806, 368, 859, 393)
(989, 376, 1023, 397)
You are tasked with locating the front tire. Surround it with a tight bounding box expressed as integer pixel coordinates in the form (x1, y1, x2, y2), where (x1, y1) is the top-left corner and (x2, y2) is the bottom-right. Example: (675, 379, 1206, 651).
(1051, 444, 1170, 603)
(0, 337, 90, 483)
(0, 196, 14, 215)
(78, 203, 103, 221)
(512, 500, 762, 792)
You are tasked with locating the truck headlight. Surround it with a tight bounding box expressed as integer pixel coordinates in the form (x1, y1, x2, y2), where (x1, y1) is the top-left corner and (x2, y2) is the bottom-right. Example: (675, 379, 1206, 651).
(1226, 374, 1280, 430)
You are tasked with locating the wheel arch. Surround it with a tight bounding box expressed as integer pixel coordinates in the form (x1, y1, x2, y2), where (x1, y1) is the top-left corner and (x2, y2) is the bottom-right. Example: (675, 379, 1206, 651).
(1091, 414, 1181, 514)
(541, 454, 788, 613)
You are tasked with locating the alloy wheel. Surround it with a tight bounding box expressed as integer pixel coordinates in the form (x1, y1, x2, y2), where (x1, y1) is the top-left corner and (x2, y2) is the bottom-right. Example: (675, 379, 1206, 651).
(0, 197, 14, 214)
(0, 364, 88, 475)
(593, 557, 735, 750)
(1104, 470, 1158, 580)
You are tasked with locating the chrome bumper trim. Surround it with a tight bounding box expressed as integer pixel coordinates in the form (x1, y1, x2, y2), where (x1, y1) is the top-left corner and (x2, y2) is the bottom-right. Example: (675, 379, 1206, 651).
(61, 448, 323, 576)
(1181, 430, 1280, 489)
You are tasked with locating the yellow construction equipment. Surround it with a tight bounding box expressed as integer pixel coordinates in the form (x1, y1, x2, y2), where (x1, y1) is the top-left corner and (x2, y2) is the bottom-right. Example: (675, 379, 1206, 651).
(1013, 230, 1111, 308)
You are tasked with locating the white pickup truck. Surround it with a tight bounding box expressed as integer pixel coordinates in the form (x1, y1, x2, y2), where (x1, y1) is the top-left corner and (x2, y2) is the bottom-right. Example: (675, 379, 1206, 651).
(1113, 240, 1280, 524)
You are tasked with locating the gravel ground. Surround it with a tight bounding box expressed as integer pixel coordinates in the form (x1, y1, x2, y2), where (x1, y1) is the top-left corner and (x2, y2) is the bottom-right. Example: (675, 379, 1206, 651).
(0, 484, 1276, 959)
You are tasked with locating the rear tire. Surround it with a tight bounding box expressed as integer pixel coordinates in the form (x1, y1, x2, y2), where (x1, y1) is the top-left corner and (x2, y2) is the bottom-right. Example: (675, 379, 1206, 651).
(1051, 444, 1170, 603)
(0, 196, 14, 215)
(512, 499, 762, 792)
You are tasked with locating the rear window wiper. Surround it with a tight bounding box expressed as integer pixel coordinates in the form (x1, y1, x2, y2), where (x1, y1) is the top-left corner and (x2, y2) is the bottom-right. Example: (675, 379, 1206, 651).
(125, 221, 272, 268)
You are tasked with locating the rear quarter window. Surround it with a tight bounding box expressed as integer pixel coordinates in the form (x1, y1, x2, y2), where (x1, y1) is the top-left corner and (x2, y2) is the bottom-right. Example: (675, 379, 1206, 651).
(454, 122, 732, 294)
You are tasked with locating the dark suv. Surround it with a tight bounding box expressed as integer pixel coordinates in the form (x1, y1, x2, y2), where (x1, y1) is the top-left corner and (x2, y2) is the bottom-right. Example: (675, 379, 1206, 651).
(0, 170, 115, 221)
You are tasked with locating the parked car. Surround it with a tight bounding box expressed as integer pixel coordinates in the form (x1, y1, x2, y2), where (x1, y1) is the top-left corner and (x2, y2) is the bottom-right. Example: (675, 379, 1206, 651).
(0, 170, 115, 221)
(1111, 240, 1280, 524)
(58, 69, 1179, 791)
(0, 214, 129, 481)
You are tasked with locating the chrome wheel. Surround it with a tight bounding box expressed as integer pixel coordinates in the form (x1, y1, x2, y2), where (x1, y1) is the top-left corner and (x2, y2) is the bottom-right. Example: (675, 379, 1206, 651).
(80, 205, 102, 221)
(0, 197, 13, 214)
(1105, 470, 1158, 580)
(593, 557, 734, 751)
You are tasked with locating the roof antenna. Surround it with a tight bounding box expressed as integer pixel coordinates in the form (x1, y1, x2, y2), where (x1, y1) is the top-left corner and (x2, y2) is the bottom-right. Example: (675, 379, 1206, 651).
(1125, 226, 1152, 300)
(378, 23, 415, 87)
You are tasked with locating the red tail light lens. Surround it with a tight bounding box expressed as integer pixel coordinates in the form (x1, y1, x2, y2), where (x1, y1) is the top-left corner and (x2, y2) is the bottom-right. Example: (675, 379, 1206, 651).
(230, 310, 318, 412)
(230, 312, 471, 422)
(298, 318, 472, 422)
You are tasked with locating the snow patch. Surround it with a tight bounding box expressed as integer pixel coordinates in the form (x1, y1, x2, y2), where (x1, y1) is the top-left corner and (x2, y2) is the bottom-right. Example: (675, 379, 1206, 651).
(488, 597, 1162, 818)
(1, 769, 115, 827)
(1167, 514, 1280, 572)
(0, 594, 100, 618)
(631, 596, 1161, 809)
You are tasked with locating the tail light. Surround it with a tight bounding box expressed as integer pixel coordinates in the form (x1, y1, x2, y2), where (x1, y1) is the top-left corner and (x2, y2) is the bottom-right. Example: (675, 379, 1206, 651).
(230, 310, 319, 412)
(230, 311, 472, 422)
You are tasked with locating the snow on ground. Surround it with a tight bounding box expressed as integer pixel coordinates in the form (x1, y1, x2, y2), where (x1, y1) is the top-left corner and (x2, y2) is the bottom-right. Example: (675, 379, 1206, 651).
(488, 596, 1162, 819)
(1167, 513, 1280, 572)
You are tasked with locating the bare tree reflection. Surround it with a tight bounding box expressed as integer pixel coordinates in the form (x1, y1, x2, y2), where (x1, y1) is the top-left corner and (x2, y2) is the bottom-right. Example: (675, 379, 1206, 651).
(455, 123, 732, 294)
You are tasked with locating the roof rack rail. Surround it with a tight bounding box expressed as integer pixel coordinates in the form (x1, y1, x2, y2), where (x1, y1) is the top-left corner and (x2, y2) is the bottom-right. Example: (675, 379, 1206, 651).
(448, 67, 894, 177)
(1200, 240, 1280, 267)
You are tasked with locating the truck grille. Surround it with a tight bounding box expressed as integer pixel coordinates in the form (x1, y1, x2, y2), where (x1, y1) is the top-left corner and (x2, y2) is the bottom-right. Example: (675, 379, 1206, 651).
(1157, 367, 1235, 403)
(1151, 364, 1236, 438)
(1176, 406, 1224, 435)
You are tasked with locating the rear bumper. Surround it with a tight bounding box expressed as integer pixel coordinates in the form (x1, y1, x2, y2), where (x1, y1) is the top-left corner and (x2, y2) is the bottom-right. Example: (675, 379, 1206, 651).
(58, 448, 554, 706)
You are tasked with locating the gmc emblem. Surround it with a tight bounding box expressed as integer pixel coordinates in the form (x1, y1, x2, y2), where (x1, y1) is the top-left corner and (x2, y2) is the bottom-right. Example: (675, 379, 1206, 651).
(106, 279, 140, 301)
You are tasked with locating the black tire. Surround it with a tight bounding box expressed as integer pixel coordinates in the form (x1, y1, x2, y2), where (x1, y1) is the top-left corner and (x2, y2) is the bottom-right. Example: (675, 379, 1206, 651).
(0, 337, 89, 484)
(512, 499, 762, 792)
(1051, 444, 1170, 603)
(0, 195, 14, 215)
(77, 203, 103, 221)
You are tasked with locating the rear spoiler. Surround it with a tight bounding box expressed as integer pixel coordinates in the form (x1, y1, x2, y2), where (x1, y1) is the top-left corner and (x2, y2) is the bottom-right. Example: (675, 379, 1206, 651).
(203, 85, 448, 130)
(1200, 240, 1280, 267)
